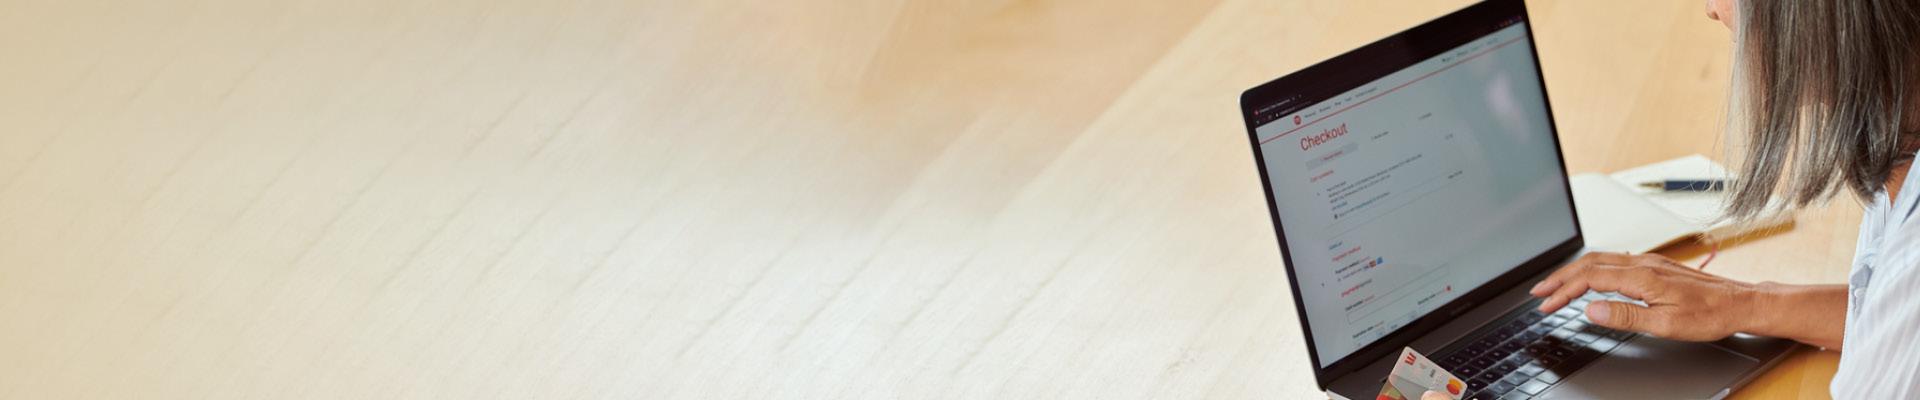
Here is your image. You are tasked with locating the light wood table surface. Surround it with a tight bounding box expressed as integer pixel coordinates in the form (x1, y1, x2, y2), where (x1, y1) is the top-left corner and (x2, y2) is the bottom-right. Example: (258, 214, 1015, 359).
(0, 0, 1852, 398)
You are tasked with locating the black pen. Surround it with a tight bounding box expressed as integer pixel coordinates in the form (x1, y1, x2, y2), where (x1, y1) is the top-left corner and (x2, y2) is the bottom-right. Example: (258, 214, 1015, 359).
(1637, 179, 1728, 192)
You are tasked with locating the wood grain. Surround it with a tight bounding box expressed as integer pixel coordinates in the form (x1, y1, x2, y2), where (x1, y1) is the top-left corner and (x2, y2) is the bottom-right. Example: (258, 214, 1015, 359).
(0, 0, 1849, 398)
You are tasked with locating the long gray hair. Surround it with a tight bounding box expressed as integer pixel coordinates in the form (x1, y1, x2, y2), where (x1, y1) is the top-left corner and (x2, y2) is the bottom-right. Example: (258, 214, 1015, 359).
(1724, 0, 1920, 223)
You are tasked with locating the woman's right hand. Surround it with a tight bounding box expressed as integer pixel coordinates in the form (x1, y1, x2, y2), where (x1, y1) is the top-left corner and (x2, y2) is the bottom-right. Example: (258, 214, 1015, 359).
(1527, 252, 1760, 341)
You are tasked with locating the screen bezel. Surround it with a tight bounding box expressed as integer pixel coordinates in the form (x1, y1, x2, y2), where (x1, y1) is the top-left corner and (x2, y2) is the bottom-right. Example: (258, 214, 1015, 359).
(1236, 0, 1586, 388)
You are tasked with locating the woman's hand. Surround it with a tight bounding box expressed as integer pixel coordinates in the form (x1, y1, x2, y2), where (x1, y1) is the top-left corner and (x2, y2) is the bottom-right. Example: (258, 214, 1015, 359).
(1528, 252, 1758, 341)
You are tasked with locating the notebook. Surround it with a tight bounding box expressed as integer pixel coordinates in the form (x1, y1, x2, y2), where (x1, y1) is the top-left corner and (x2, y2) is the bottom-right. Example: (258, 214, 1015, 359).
(1568, 154, 1790, 253)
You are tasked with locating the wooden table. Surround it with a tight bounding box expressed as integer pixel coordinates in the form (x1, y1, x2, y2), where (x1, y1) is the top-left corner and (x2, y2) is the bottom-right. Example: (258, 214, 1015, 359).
(0, 0, 1850, 398)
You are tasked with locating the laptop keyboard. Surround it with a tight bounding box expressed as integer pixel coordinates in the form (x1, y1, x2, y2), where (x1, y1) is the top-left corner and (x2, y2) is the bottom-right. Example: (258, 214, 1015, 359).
(1432, 291, 1640, 400)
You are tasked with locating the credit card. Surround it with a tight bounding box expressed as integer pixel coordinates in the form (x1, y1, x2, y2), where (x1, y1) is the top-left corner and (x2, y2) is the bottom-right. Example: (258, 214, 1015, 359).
(1375, 347, 1465, 400)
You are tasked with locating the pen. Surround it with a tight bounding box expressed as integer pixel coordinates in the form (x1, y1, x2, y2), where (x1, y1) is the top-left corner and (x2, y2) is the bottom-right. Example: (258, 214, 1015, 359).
(1637, 179, 1728, 192)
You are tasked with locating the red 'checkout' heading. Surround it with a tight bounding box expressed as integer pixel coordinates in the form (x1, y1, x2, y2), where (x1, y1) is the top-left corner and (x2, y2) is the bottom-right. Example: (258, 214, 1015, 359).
(1300, 123, 1348, 151)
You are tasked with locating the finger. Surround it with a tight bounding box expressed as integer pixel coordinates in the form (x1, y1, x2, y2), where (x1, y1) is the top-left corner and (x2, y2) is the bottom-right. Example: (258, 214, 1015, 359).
(1536, 254, 1619, 311)
(1532, 252, 1635, 297)
(1422, 390, 1455, 400)
(1529, 278, 1561, 297)
(1538, 273, 1594, 313)
(1587, 300, 1668, 336)
(1532, 276, 1579, 312)
(1532, 253, 1609, 297)
(1537, 265, 1660, 312)
(1580, 265, 1663, 299)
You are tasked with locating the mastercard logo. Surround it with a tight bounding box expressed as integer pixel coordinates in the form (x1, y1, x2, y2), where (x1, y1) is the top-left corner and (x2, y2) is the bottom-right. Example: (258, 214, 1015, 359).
(1446, 378, 1465, 395)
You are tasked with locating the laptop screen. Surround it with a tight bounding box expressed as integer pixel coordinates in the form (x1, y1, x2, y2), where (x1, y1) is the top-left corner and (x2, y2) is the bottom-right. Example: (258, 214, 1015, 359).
(1242, 10, 1577, 368)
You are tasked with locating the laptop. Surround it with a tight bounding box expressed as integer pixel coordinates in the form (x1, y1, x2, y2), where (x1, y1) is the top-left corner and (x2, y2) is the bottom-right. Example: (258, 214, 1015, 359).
(1236, 1, 1797, 399)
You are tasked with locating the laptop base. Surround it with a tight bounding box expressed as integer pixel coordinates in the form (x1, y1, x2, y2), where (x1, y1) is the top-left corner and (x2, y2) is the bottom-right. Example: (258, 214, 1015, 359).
(1326, 259, 1798, 400)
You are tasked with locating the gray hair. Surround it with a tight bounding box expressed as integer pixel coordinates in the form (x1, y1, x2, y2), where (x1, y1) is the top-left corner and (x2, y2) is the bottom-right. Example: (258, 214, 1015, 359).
(1724, 0, 1920, 223)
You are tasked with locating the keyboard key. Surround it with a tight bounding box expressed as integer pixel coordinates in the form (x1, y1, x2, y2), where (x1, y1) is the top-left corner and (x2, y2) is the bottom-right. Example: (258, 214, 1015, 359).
(1547, 356, 1585, 374)
(1498, 341, 1525, 353)
(1527, 324, 1554, 335)
(1518, 309, 1547, 323)
(1516, 363, 1545, 377)
(1563, 320, 1588, 331)
(1473, 370, 1504, 385)
(1499, 391, 1533, 400)
(1605, 330, 1636, 340)
(1552, 308, 1580, 319)
(1468, 377, 1493, 393)
(1500, 373, 1530, 386)
(1546, 347, 1574, 359)
(1444, 354, 1471, 368)
(1549, 328, 1577, 340)
(1572, 332, 1600, 344)
(1535, 354, 1562, 368)
(1518, 379, 1552, 395)
(1491, 361, 1520, 376)
(1471, 357, 1498, 369)
(1516, 330, 1545, 343)
(1536, 370, 1562, 384)
(1485, 348, 1514, 361)
(1540, 316, 1567, 327)
(1461, 345, 1487, 358)
(1456, 364, 1483, 378)
(1486, 381, 1519, 396)
(1588, 337, 1621, 352)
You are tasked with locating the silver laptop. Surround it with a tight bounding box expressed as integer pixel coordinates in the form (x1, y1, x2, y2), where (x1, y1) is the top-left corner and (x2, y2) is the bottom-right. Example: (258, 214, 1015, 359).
(1236, 1, 1796, 399)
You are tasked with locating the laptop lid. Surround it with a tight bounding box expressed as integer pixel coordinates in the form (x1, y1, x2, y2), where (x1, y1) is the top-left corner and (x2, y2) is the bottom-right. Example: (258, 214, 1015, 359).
(1237, 0, 1584, 388)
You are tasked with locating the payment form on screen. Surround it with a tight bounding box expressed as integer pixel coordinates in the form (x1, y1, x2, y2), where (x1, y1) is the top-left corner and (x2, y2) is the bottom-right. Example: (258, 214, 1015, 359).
(1254, 23, 1576, 367)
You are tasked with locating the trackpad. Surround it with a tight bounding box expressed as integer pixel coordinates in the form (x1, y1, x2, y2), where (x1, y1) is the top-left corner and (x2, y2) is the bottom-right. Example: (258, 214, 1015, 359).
(1537, 337, 1756, 399)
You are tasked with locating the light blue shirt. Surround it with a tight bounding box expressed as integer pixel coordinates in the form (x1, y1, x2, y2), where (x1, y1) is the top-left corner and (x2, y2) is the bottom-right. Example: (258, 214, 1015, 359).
(1833, 156, 1920, 398)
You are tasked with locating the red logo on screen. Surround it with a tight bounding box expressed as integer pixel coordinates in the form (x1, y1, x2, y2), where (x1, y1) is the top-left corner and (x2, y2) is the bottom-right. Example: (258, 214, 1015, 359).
(1293, 115, 1302, 125)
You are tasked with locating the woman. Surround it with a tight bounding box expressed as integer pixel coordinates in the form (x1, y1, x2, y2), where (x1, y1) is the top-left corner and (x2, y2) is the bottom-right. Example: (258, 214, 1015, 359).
(1430, 0, 1919, 398)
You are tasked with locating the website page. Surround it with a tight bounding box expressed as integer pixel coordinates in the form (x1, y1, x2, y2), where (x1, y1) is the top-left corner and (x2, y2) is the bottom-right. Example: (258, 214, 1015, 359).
(1253, 24, 1577, 367)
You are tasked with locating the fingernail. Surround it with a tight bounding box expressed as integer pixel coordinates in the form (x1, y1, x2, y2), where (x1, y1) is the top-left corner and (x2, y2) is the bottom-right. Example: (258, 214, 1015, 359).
(1587, 304, 1611, 324)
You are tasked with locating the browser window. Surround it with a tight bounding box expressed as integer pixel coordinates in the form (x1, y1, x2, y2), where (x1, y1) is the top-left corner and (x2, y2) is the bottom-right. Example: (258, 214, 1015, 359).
(1250, 23, 1577, 367)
